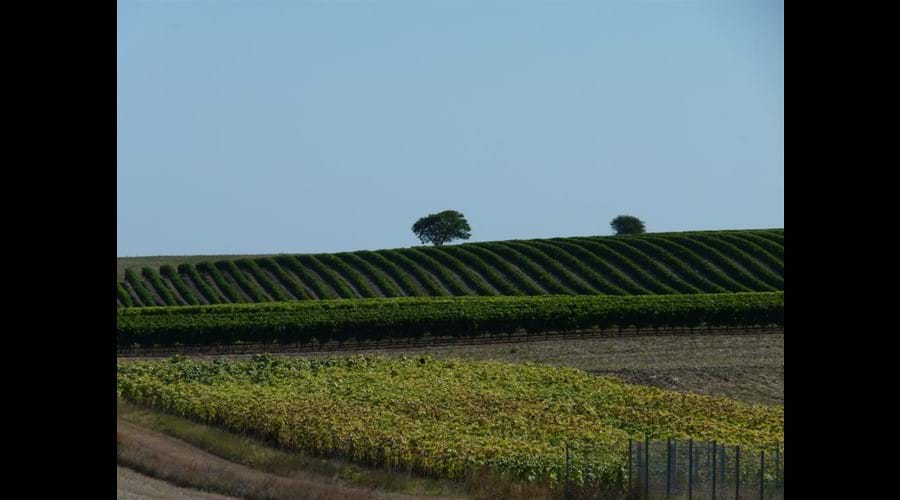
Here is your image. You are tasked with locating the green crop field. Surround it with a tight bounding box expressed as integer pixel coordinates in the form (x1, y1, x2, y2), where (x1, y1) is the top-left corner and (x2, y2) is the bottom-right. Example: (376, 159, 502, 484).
(117, 292, 783, 348)
(117, 355, 784, 491)
(116, 229, 784, 307)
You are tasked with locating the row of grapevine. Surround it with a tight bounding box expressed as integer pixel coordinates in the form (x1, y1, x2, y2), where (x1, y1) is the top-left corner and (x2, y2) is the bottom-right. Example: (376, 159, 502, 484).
(461, 244, 545, 295)
(638, 237, 750, 292)
(567, 239, 660, 294)
(691, 234, 784, 289)
(142, 267, 179, 306)
(298, 255, 355, 298)
(421, 247, 495, 296)
(124, 269, 159, 306)
(503, 241, 597, 294)
(483, 242, 573, 294)
(237, 259, 290, 302)
(357, 250, 428, 296)
(336, 253, 404, 297)
(117, 230, 784, 307)
(275, 256, 335, 299)
(406, 248, 472, 295)
(720, 233, 784, 268)
(591, 238, 694, 294)
(620, 237, 727, 293)
(257, 258, 312, 300)
(160, 265, 199, 305)
(116, 283, 134, 307)
(117, 292, 784, 347)
(544, 239, 644, 294)
(665, 236, 774, 291)
(197, 262, 244, 303)
(528, 240, 626, 295)
(179, 264, 223, 304)
(219, 261, 269, 302)
(440, 245, 521, 295)
(377, 250, 448, 296)
(316, 253, 379, 298)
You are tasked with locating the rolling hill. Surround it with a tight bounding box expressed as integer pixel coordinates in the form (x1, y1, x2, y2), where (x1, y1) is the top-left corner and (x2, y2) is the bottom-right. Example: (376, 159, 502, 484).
(116, 229, 784, 307)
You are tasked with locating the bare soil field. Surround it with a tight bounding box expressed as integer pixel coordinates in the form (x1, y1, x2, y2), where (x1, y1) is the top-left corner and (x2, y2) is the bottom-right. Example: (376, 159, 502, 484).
(338, 333, 785, 406)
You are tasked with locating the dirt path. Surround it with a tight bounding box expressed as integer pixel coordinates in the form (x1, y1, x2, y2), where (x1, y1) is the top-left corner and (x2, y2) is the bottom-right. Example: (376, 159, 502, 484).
(117, 419, 437, 500)
(117, 466, 237, 500)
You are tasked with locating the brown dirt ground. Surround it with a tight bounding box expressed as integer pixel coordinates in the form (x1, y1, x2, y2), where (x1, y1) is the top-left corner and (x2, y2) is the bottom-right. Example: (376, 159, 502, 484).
(344, 333, 785, 406)
(117, 466, 238, 500)
(117, 418, 417, 500)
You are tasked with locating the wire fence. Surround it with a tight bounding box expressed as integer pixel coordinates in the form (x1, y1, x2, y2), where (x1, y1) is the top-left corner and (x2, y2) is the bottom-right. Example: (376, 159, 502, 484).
(561, 438, 783, 499)
(626, 438, 783, 500)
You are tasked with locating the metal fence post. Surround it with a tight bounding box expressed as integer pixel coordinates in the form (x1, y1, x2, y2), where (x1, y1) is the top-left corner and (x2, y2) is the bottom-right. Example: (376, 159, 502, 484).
(628, 439, 633, 491)
(667, 438, 672, 497)
(673, 440, 678, 493)
(711, 441, 717, 499)
(720, 445, 726, 492)
(775, 443, 780, 489)
(644, 436, 650, 500)
(565, 441, 570, 500)
(736, 445, 741, 500)
(759, 449, 765, 500)
(637, 441, 643, 497)
(688, 438, 693, 500)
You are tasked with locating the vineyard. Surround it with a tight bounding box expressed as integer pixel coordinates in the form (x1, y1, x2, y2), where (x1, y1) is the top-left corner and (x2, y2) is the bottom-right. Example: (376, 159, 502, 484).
(117, 292, 783, 348)
(117, 355, 783, 491)
(116, 229, 785, 307)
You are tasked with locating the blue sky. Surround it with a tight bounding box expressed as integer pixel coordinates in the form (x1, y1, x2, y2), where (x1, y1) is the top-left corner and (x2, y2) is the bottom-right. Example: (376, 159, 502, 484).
(117, 0, 783, 257)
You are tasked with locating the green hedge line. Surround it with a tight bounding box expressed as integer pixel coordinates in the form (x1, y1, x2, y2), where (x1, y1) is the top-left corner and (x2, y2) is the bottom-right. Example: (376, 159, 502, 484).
(117, 292, 783, 347)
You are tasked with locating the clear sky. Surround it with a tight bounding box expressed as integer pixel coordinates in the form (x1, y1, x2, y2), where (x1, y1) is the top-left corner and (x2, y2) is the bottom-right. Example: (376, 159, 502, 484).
(117, 0, 783, 257)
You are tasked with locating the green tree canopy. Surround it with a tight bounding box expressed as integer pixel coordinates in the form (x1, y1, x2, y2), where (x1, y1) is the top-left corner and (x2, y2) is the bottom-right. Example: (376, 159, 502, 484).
(412, 210, 472, 246)
(611, 215, 646, 235)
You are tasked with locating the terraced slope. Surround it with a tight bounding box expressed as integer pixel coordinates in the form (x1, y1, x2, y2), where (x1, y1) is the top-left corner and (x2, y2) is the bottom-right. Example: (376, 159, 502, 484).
(117, 229, 784, 307)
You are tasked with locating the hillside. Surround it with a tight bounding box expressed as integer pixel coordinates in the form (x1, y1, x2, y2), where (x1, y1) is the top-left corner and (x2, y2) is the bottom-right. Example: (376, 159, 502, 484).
(117, 229, 784, 307)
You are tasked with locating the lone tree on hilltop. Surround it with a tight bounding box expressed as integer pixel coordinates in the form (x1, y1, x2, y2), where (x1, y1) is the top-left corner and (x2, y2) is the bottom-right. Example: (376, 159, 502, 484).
(412, 210, 472, 246)
(611, 215, 646, 235)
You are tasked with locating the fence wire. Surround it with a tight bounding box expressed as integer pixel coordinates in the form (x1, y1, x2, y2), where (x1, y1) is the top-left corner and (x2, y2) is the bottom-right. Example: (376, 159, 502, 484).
(616, 438, 783, 500)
